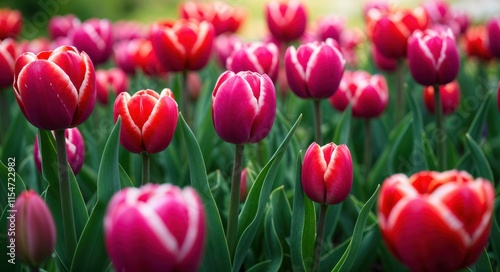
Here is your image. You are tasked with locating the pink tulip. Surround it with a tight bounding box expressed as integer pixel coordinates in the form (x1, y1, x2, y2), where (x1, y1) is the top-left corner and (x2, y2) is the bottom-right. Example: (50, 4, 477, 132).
(265, 0, 307, 43)
(69, 18, 114, 65)
(487, 17, 500, 58)
(96, 68, 129, 105)
(112, 20, 146, 42)
(423, 81, 461, 115)
(0, 38, 17, 89)
(104, 184, 206, 272)
(226, 41, 279, 81)
(240, 168, 249, 202)
(113, 40, 140, 75)
(0, 8, 22, 39)
(371, 45, 397, 72)
(213, 33, 242, 69)
(316, 15, 345, 42)
(48, 14, 81, 39)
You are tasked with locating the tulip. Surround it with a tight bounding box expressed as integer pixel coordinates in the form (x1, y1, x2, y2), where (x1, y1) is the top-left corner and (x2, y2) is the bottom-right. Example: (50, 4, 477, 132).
(316, 15, 345, 42)
(12, 190, 56, 268)
(449, 9, 469, 36)
(265, 0, 307, 43)
(212, 71, 276, 144)
(150, 19, 215, 72)
(69, 18, 114, 65)
(378, 170, 495, 272)
(180, 1, 245, 35)
(0, 38, 17, 89)
(33, 127, 85, 175)
(13, 45, 96, 130)
(226, 41, 279, 81)
(362, 0, 389, 19)
(48, 14, 81, 39)
(371, 45, 397, 72)
(421, 0, 450, 25)
(18, 38, 53, 55)
(240, 168, 249, 202)
(285, 38, 345, 99)
(133, 38, 168, 77)
(104, 184, 206, 272)
(339, 28, 364, 68)
(112, 20, 146, 42)
(187, 72, 202, 102)
(487, 17, 500, 58)
(213, 33, 242, 69)
(113, 88, 178, 154)
(407, 28, 460, 86)
(96, 68, 129, 105)
(463, 25, 493, 61)
(0, 8, 22, 39)
(423, 81, 461, 115)
(113, 40, 140, 75)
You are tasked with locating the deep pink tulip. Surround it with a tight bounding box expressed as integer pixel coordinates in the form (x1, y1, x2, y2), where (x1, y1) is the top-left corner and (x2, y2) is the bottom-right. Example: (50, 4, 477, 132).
(422, 0, 450, 25)
(69, 18, 114, 65)
(113, 89, 178, 154)
(96, 68, 129, 104)
(0, 8, 22, 39)
(371, 45, 397, 72)
(48, 14, 81, 39)
(0, 38, 17, 89)
(33, 127, 85, 174)
(423, 81, 461, 115)
(212, 71, 276, 144)
(213, 33, 242, 69)
(265, 0, 307, 43)
(113, 20, 146, 42)
(330, 70, 389, 118)
(449, 9, 469, 36)
(104, 184, 206, 272)
(487, 17, 500, 58)
(226, 41, 279, 81)
(378, 170, 495, 272)
(408, 28, 460, 86)
(316, 15, 345, 42)
(302, 142, 353, 205)
(285, 38, 345, 99)
(113, 40, 140, 75)
(11, 190, 56, 267)
(13, 45, 96, 130)
(150, 19, 215, 72)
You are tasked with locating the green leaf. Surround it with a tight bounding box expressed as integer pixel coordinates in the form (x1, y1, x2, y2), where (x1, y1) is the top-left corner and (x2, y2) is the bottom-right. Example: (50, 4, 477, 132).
(490, 204, 500, 268)
(179, 114, 232, 272)
(422, 133, 438, 171)
(332, 105, 352, 145)
(388, 118, 413, 175)
(465, 134, 494, 182)
(71, 118, 122, 272)
(0, 110, 28, 163)
(407, 91, 425, 172)
(332, 185, 380, 272)
(233, 115, 302, 272)
(467, 91, 491, 142)
(468, 248, 493, 272)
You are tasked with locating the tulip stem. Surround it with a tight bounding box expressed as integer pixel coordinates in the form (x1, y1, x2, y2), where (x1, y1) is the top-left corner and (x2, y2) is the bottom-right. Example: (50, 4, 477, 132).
(227, 144, 245, 258)
(181, 70, 191, 125)
(141, 152, 150, 185)
(55, 129, 77, 263)
(313, 99, 323, 145)
(364, 118, 372, 184)
(395, 60, 406, 124)
(434, 84, 446, 170)
(311, 203, 328, 272)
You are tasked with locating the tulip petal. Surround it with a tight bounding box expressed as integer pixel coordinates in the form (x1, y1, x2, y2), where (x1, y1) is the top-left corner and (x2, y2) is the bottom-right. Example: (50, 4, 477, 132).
(284, 46, 308, 98)
(248, 74, 276, 143)
(150, 23, 186, 72)
(189, 21, 214, 71)
(408, 36, 437, 86)
(301, 143, 327, 203)
(72, 52, 96, 127)
(372, 18, 407, 59)
(436, 37, 459, 85)
(323, 144, 352, 204)
(114, 92, 143, 153)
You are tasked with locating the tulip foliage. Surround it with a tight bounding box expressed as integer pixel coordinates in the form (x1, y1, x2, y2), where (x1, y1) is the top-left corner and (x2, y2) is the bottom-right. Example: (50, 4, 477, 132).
(1, 1, 500, 272)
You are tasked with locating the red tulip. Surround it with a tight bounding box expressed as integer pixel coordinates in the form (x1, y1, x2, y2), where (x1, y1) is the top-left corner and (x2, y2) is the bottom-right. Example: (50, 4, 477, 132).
(330, 70, 389, 118)
(378, 170, 495, 272)
(302, 142, 353, 205)
(11, 190, 56, 267)
(213, 33, 242, 69)
(371, 45, 397, 72)
(48, 14, 81, 39)
(407, 28, 460, 86)
(463, 25, 493, 61)
(13, 45, 96, 130)
(265, 0, 307, 43)
(96, 68, 129, 105)
(150, 19, 215, 72)
(240, 168, 249, 202)
(421, 0, 450, 25)
(423, 81, 461, 115)
(69, 18, 114, 65)
(0, 38, 17, 89)
(316, 15, 345, 42)
(104, 184, 206, 272)
(0, 8, 22, 39)
(113, 89, 178, 154)
(487, 17, 500, 58)
(134, 39, 168, 77)
(212, 71, 276, 144)
(227, 41, 279, 81)
(18, 38, 52, 55)
(33, 127, 85, 175)
(285, 38, 345, 99)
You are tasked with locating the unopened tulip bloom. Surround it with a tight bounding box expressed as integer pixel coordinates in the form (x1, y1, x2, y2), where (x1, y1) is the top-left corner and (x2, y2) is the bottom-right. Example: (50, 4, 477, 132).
(407, 28, 460, 86)
(112, 20, 146, 42)
(104, 184, 206, 272)
(463, 25, 493, 61)
(69, 18, 113, 65)
(212, 71, 276, 144)
(240, 168, 249, 202)
(12, 190, 56, 267)
(371, 45, 397, 72)
(114, 89, 178, 154)
(330, 70, 389, 118)
(0, 38, 17, 89)
(181, 1, 245, 35)
(316, 15, 345, 42)
(285, 38, 345, 99)
(302, 142, 353, 204)
(133, 39, 168, 77)
(13, 45, 96, 130)
(96, 68, 129, 104)
(213, 33, 242, 69)
(226, 41, 279, 81)
(265, 0, 307, 43)
(487, 17, 500, 58)
(113, 40, 140, 75)
(34, 127, 85, 175)
(48, 14, 80, 39)
(150, 19, 215, 72)
(0, 8, 22, 39)
(378, 170, 495, 272)
(423, 81, 461, 115)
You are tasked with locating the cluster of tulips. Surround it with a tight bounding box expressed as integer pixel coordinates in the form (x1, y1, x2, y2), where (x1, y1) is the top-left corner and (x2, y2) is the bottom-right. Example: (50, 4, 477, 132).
(0, 0, 499, 271)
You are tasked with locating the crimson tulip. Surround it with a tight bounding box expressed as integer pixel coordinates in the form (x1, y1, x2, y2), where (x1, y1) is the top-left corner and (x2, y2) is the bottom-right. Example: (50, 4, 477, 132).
(463, 25, 493, 61)
(0, 38, 17, 89)
(96, 68, 129, 104)
(0, 8, 22, 39)
(487, 17, 500, 58)
(378, 170, 495, 272)
(69, 18, 114, 65)
(264, 0, 307, 43)
(13, 45, 96, 130)
(226, 41, 279, 81)
(48, 14, 80, 39)
(104, 184, 206, 272)
(423, 81, 461, 115)
(181, 1, 246, 36)
(316, 15, 345, 42)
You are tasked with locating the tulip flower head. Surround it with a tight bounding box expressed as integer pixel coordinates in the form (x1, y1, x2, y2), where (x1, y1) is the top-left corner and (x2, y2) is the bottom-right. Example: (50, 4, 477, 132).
(265, 0, 307, 43)
(69, 18, 114, 65)
(181, 1, 246, 36)
(48, 14, 81, 39)
(371, 44, 397, 72)
(0, 8, 22, 39)
(316, 15, 345, 42)
(423, 81, 461, 115)
(463, 25, 493, 61)
(487, 17, 500, 58)
(213, 33, 242, 69)
(13, 45, 96, 130)
(378, 170, 495, 272)
(96, 68, 129, 105)
(226, 41, 279, 81)
(0, 38, 17, 89)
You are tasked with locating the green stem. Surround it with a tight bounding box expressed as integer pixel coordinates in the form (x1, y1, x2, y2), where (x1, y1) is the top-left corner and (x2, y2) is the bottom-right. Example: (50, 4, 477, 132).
(395, 60, 406, 124)
(227, 144, 245, 258)
(313, 99, 322, 145)
(434, 84, 446, 170)
(181, 70, 191, 125)
(55, 129, 77, 263)
(311, 203, 328, 272)
(363, 118, 372, 183)
(141, 152, 150, 185)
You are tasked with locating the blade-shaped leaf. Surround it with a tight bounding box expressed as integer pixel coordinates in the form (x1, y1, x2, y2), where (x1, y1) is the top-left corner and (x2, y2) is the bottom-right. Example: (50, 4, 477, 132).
(467, 91, 491, 142)
(332, 105, 352, 145)
(407, 91, 425, 172)
(465, 134, 494, 182)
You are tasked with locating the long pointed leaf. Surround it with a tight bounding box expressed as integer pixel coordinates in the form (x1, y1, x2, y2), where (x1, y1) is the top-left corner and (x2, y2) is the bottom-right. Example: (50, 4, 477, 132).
(465, 134, 494, 182)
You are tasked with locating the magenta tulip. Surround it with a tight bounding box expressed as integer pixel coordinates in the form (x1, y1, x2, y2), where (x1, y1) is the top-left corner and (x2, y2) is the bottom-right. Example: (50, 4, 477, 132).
(48, 14, 80, 39)
(226, 41, 279, 81)
(371, 45, 397, 72)
(0, 38, 17, 89)
(316, 15, 345, 42)
(487, 17, 500, 58)
(96, 68, 129, 105)
(69, 18, 113, 65)
(213, 33, 242, 69)
(265, 0, 307, 43)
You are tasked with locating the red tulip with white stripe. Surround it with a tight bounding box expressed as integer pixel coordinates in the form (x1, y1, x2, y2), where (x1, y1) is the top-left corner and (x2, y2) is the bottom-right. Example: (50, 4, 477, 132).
(13, 45, 96, 130)
(226, 41, 279, 81)
(104, 184, 206, 272)
(378, 170, 495, 272)
(69, 18, 114, 65)
(0, 38, 17, 89)
(265, 0, 307, 43)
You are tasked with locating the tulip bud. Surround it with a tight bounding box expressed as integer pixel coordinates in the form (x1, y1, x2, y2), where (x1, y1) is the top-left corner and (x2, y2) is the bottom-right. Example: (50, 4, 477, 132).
(487, 17, 500, 58)
(378, 170, 495, 272)
(265, 0, 307, 43)
(240, 168, 249, 202)
(302, 142, 353, 205)
(463, 25, 493, 61)
(371, 45, 397, 72)
(133, 38, 168, 77)
(423, 81, 461, 115)
(150, 19, 215, 72)
(0, 38, 17, 89)
(330, 70, 389, 118)
(285, 38, 345, 99)
(316, 15, 345, 42)
(69, 18, 114, 65)
(213, 33, 242, 69)
(96, 68, 129, 105)
(407, 28, 460, 86)
(0, 8, 22, 40)
(48, 14, 81, 39)
(13, 45, 96, 130)
(421, 0, 450, 25)
(113, 40, 140, 75)
(212, 71, 276, 144)
(11, 190, 56, 267)
(226, 41, 279, 81)
(104, 184, 206, 272)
